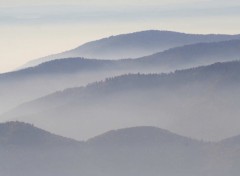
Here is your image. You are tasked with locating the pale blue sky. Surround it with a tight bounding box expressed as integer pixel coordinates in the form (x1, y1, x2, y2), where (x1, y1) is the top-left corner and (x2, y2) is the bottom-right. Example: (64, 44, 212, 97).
(0, 0, 240, 72)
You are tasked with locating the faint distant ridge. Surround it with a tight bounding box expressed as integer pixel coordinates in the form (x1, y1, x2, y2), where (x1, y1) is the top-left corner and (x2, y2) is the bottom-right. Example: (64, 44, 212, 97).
(6, 39, 240, 80)
(22, 30, 240, 68)
(137, 39, 240, 68)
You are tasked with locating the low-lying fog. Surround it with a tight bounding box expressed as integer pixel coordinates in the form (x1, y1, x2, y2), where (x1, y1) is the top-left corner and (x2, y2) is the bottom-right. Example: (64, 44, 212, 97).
(3, 61, 240, 141)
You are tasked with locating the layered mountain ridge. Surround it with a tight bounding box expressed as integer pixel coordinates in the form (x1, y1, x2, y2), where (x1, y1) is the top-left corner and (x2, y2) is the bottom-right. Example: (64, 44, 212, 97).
(1, 39, 240, 114)
(22, 30, 240, 68)
(0, 121, 239, 176)
(3, 60, 240, 141)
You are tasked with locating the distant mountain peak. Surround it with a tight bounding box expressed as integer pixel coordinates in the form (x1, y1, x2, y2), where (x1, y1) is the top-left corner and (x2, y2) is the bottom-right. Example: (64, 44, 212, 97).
(21, 30, 240, 68)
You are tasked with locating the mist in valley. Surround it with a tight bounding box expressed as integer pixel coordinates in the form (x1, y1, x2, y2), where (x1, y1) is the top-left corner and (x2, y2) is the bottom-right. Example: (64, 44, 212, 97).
(1, 38, 240, 115)
(2, 61, 240, 142)
(1, 22, 240, 175)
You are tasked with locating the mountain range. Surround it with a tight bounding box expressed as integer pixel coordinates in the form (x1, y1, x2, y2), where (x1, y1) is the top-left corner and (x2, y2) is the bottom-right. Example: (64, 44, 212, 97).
(22, 30, 240, 68)
(1, 39, 240, 114)
(3, 60, 240, 141)
(0, 121, 240, 176)
(1, 30, 240, 175)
